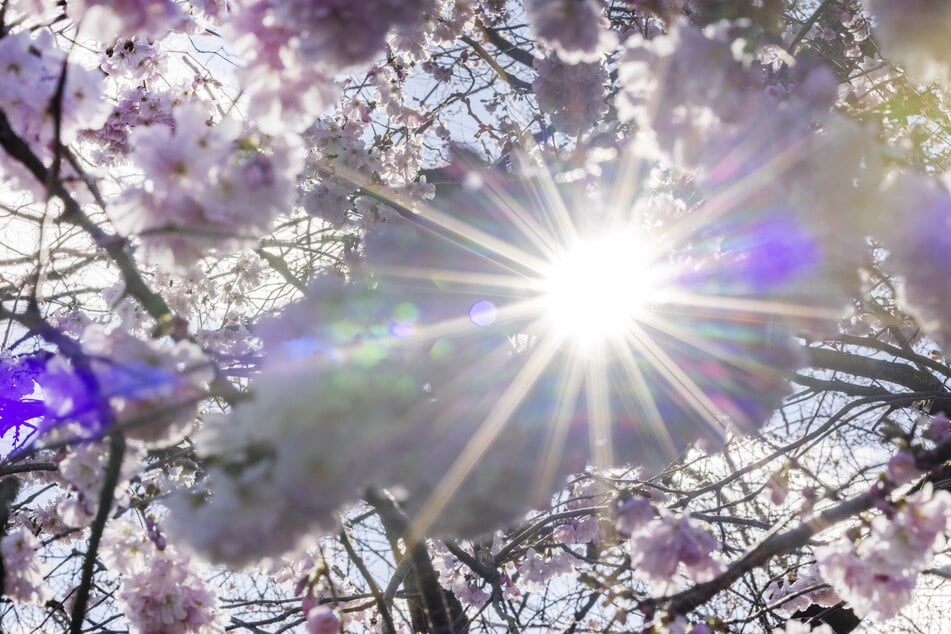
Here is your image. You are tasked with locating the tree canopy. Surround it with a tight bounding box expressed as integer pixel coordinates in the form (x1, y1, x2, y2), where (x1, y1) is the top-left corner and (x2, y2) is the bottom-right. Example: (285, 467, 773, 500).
(0, 1, 950, 633)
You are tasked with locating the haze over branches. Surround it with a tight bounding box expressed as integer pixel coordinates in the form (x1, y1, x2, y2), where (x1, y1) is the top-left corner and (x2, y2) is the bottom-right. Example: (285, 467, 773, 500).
(0, 1, 950, 633)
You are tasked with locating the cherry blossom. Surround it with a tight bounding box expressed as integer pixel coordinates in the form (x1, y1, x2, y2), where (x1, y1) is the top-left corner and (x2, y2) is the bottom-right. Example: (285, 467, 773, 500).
(526, 0, 617, 64)
(923, 412, 951, 444)
(0, 29, 110, 191)
(39, 325, 213, 443)
(629, 512, 722, 588)
(766, 566, 841, 615)
(112, 102, 302, 267)
(817, 485, 951, 621)
(305, 605, 341, 634)
(880, 174, 951, 350)
(100, 37, 168, 83)
(68, 0, 187, 41)
(615, 496, 655, 536)
(532, 55, 608, 135)
(516, 547, 575, 590)
(107, 523, 223, 634)
(224, 0, 437, 133)
(1, 528, 48, 604)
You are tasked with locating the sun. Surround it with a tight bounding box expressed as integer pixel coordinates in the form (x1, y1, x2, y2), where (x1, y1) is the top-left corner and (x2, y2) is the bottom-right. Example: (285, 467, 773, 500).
(540, 230, 663, 351)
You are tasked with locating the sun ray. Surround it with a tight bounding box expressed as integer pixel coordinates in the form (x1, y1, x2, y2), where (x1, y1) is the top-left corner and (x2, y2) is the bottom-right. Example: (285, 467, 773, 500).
(446, 145, 571, 261)
(467, 162, 570, 262)
(514, 148, 582, 250)
(625, 321, 729, 438)
(612, 341, 682, 462)
(584, 353, 615, 469)
(372, 265, 540, 295)
(322, 296, 545, 360)
(406, 325, 566, 544)
(329, 163, 554, 274)
(532, 352, 586, 504)
(661, 290, 844, 322)
(400, 207, 551, 274)
(606, 147, 648, 229)
(652, 124, 823, 253)
(635, 312, 787, 384)
(403, 297, 544, 341)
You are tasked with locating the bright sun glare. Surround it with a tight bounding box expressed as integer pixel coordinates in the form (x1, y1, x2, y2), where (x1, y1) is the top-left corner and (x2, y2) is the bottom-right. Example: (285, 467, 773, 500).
(541, 232, 661, 350)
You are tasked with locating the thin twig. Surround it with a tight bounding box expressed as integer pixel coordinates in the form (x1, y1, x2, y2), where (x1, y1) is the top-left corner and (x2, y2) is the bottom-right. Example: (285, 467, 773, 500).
(339, 526, 397, 634)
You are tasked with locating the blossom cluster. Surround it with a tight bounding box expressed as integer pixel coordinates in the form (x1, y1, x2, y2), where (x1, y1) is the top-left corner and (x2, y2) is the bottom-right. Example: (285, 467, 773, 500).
(39, 325, 213, 443)
(83, 86, 177, 163)
(0, 29, 110, 193)
(102, 517, 222, 633)
(1, 528, 48, 604)
(532, 55, 609, 135)
(164, 345, 423, 565)
(817, 485, 951, 621)
(225, 0, 438, 132)
(526, 0, 617, 64)
(49, 432, 145, 528)
(431, 542, 493, 607)
(623, 502, 722, 590)
(110, 102, 302, 267)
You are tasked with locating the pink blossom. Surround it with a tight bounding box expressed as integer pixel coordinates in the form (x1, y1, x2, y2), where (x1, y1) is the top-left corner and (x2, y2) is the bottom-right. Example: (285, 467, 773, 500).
(924, 412, 951, 444)
(431, 541, 491, 606)
(629, 513, 722, 586)
(886, 450, 922, 486)
(818, 485, 951, 621)
(766, 567, 840, 614)
(817, 546, 914, 621)
(553, 516, 600, 545)
(119, 550, 220, 633)
(533, 55, 609, 135)
(225, 0, 436, 133)
(68, 0, 186, 41)
(1, 528, 48, 604)
(82, 87, 176, 161)
(306, 605, 341, 634)
(881, 175, 951, 350)
(526, 0, 617, 64)
(40, 325, 213, 443)
(0, 29, 109, 160)
(101, 37, 168, 83)
(615, 497, 655, 536)
(113, 102, 302, 267)
(516, 548, 575, 590)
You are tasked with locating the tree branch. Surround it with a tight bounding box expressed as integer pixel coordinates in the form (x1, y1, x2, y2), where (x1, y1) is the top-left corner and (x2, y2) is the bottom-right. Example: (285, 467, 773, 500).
(644, 435, 951, 618)
(338, 526, 397, 634)
(803, 346, 946, 394)
(478, 23, 536, 69)
(460, 35, 532, 92)
(0, 108, 172, 323)
(69, 432, 126, 634)
(367, 489, 456, 634)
